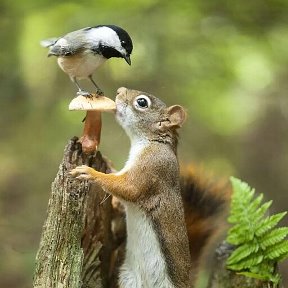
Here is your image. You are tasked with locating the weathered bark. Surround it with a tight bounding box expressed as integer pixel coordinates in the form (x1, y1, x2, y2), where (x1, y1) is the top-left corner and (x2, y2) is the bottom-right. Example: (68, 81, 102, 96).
(33, 137, 116, 288)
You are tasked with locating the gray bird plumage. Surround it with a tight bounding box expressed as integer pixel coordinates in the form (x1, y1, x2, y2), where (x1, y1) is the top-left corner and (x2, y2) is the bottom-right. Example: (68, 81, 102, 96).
(41, 25, 133, 96)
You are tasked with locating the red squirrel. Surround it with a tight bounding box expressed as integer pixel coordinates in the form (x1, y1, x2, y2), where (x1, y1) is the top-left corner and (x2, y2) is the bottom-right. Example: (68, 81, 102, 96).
(70, 87, 230, 287)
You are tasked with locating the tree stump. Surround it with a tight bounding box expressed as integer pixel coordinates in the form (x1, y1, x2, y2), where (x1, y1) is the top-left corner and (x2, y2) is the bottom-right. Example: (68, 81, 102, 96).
(33, 137, 120, 288)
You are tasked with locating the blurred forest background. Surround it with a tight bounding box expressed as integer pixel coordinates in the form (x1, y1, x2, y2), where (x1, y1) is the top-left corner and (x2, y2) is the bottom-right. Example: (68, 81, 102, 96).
(0, 0, 288, 287)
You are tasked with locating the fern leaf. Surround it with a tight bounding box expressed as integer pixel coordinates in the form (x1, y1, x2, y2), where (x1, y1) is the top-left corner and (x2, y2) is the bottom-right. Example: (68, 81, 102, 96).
(239, 271, 281, 285)
(247, 193, 263, 214)
(230, 177, 257, 198)
(260, 227, 288, 250)
(227, 242, 259, 265)
(253, 200, 272, 222)
(227, 232, 247, 246)
(255, 212, 287, 237)
(226, 177, 288, 284)
(230, 177, 254, 208)
(275, 250, 288, 262)
(227, 253, 263, 270)
(227, 224, 253, 245)
(237, 271, 271, 281)
(250, 261, 275, 275)
(265, 240, 288, 261)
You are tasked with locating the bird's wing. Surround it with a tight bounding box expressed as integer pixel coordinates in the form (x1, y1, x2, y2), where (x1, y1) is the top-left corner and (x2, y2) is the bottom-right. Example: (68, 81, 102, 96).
(47, 28, 90, 57)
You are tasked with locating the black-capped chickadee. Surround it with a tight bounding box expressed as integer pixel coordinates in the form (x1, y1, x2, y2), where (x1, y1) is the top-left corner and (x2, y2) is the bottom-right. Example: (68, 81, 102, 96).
(41, 25, 133, 96)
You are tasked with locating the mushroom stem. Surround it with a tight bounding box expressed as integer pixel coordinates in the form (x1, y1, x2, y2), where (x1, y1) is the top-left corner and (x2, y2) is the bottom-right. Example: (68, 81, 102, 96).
(69, 93, 116, 154)
(80, 111, 102, 154)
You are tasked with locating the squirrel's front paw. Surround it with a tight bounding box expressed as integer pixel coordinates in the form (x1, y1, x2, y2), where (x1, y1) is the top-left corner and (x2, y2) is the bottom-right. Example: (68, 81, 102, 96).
(69, 165, 95, 180)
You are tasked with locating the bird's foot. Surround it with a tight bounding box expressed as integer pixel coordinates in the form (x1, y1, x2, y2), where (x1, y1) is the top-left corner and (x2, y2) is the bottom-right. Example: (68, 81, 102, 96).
(95, 88, 104, 96)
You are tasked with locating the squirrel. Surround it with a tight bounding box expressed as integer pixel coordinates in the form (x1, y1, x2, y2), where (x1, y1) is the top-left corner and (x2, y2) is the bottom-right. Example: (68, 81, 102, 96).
(70, 87, 231, 288)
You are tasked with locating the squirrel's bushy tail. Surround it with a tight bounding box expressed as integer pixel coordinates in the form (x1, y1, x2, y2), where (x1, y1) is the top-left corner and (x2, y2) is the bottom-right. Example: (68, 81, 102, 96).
(180, 165, 231, 265)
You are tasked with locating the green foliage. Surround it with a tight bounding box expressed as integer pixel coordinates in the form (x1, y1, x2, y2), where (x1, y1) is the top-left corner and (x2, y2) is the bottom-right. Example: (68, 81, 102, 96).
(226, 177, 288, 284)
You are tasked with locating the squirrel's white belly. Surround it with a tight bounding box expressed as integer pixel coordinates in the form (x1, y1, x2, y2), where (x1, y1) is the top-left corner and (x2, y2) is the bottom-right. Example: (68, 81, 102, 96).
(57, 52, 106, 79)
(119, 203, 174, 288)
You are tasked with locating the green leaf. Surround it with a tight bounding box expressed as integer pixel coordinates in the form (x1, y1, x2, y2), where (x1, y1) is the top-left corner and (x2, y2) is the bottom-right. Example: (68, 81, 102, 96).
(227, 253, 263, 270)
(238, 271, 280, 284)
(237, 271, 271, 281)
(226, 177, 288, 280)
(247, 193, 263, 214)
(265, 240, 288, 261)
(253, 200, 272, 222)
(255, 212, 287, 237)
(230, 177, 254, 204)
(260, 227, 288, 250)
(227, 242, 259, 265)
(227, 232, 247, 246)
(275, 250, 288, 262)
(249, 261, 275, 275)
(227, 224, 254, 245)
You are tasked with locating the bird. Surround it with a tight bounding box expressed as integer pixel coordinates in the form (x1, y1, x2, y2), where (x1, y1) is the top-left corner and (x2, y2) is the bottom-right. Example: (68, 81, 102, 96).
(41, 25, 133, 96)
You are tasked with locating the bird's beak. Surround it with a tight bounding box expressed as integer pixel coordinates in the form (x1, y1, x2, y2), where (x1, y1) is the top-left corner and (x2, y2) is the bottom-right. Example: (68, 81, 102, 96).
(123, 54, 131, 65)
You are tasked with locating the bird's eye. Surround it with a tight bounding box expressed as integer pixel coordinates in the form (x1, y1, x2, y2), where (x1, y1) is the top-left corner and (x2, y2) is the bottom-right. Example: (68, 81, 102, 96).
(134, 95, 151, 110)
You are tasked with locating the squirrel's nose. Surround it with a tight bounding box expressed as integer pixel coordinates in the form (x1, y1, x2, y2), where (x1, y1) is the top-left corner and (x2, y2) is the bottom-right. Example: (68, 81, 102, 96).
(117, 87, 127, 95)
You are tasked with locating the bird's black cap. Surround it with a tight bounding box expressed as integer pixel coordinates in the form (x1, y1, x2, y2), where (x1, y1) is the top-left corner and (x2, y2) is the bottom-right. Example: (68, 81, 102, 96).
(91, 24, 133, 56)
(85, 25, 133, 63)
(103, 25, 133, 55)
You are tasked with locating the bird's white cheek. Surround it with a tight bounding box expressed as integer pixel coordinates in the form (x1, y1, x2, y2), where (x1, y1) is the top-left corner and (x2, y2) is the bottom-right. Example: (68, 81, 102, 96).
(56, 38, 69, 47)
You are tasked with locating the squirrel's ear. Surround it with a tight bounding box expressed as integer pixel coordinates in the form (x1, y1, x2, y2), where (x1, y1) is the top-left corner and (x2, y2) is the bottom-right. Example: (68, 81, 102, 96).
(165, 105, 186, 129)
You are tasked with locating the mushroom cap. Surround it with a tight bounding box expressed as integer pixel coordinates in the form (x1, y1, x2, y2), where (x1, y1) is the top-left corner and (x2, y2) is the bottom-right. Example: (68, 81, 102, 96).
(69, 95, 116, 112)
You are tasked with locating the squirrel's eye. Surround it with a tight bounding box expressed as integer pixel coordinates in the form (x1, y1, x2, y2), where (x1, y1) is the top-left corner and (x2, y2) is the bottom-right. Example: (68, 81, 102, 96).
(137, 98, 148, 108)
(134, 95, 151, 110)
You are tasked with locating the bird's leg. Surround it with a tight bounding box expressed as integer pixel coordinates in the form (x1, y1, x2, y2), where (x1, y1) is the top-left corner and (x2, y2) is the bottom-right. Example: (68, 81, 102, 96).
(89, 75, 104, 96)
(71, 77, 92, 97)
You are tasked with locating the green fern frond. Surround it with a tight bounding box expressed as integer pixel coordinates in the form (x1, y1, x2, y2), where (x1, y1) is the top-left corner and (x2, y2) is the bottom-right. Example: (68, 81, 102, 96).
(228, 253, 263, 270)
(227, 242, 259, 265)
(226, 177, 288, 285)
(275, 249, 288, 262)
(250, 261, 275, 275)
(248, 194, 264, 214)
(254, 200, 272, 222)
(237, 271, 271, 281)
(227, 224, 253, 245)
(238, 271, 281, 284)
(260, 227, 288, 250)
(265, 240, 288, 261)
(255, 212, 287, 237)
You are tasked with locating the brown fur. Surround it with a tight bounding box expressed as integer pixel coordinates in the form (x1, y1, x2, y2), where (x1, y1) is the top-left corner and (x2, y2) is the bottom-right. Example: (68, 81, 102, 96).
(180, 165, 231, 271)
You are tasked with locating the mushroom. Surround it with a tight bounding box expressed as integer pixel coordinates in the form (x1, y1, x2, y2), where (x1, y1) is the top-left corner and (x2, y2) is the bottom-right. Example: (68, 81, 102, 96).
(69, 94, 116, 154)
